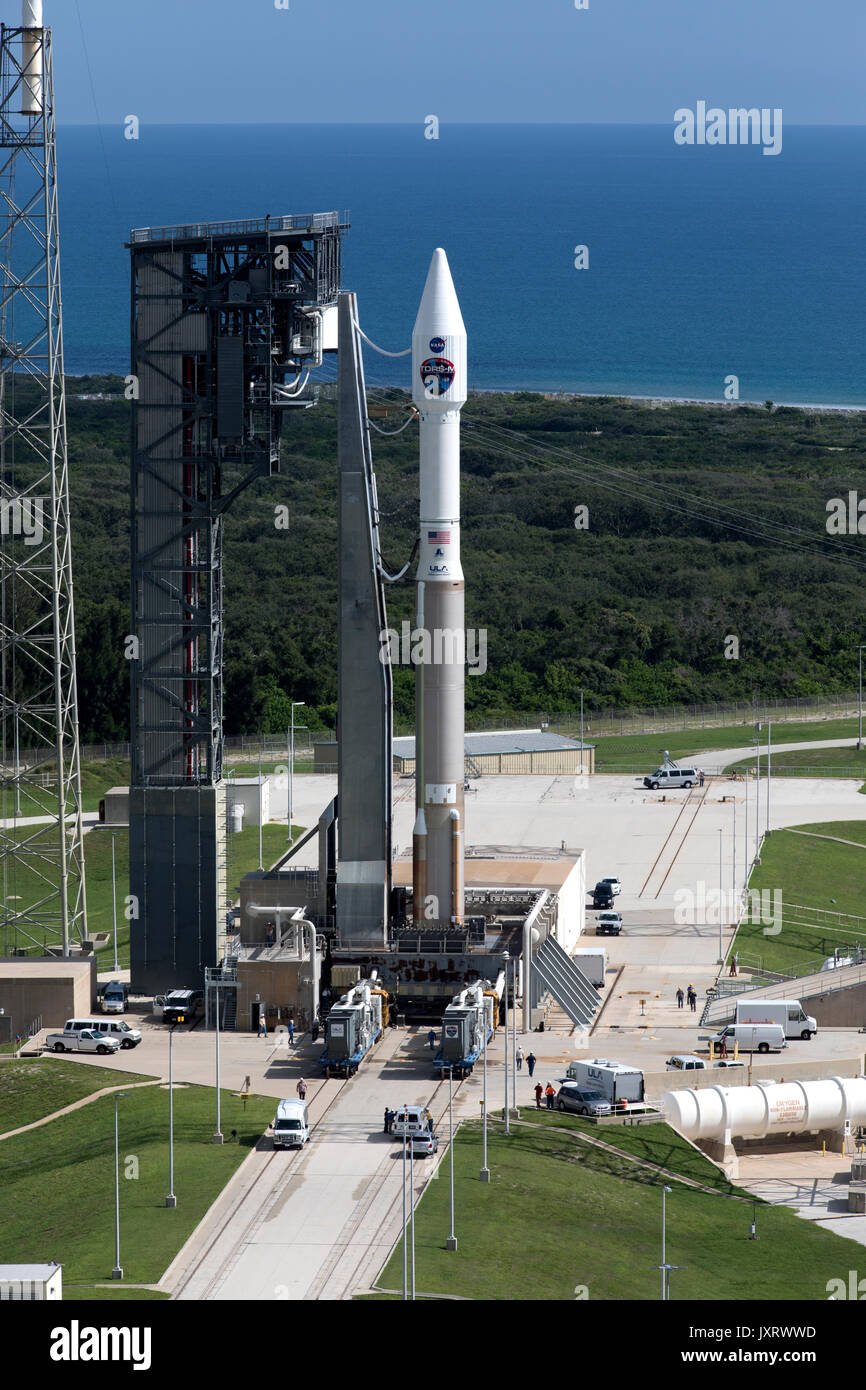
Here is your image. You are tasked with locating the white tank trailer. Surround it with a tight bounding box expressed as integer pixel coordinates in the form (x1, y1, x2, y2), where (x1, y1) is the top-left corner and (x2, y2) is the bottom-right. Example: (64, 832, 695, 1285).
(321, 976, 386, 1078)
(663, 1076, 866, 1143)
(411, 249, 467, 933)
(435, 980, 497, 1078)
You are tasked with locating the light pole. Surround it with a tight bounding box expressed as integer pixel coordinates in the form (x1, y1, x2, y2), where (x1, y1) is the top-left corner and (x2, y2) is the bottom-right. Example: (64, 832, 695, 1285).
(410, 1134, 416, 1300)
(166, 1024, 177, 1207)
(213, 989, 224, 1144)
(258, 749, 263, 871)
(480, 1017, 490, 1182)
(732, 792, 737, 924)
(111, 833, 119, 973)
(765, 719, 772, 838)
(111, 1093, 128, 1279)
(512, 956, 518, 1118)
(288, 701, 305, 844)
(754, 727, 761, 864)
(859, 647, 865, 751)
(718, 827, 724, 964)
(651, 1184, 686, 1299)
(402, 1128, 408, 1301)
(579, 688, 584, 767)
(503, 952, 510, 1135)
(446, 1065, 457, 1251)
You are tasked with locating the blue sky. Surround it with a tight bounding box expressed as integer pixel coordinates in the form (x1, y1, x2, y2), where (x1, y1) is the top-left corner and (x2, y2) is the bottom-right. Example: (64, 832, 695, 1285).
(51, 0, 865, 125)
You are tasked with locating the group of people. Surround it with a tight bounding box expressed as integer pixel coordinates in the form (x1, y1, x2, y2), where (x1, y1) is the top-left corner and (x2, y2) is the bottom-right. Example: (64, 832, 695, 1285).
(675, 985, 698, 1012)
(382, 1107, 433, 1135)
(534, 1082, 557, 1109)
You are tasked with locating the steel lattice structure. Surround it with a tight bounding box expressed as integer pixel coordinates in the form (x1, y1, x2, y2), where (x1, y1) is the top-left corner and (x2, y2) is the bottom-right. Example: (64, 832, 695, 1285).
(0, 18, 87, 956)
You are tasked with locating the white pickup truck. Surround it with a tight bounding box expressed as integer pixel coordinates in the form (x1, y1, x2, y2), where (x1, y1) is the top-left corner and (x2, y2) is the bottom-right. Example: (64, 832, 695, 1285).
(46, 1028, 120, 1056)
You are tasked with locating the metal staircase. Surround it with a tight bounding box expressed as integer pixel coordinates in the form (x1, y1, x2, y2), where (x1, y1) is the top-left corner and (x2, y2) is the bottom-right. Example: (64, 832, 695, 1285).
(531, 933, 599, 1028)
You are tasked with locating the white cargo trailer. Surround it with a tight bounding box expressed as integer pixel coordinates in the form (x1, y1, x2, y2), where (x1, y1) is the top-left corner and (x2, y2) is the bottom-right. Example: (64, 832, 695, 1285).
(735, 999, 817, 1040)
(572, 949, 608, 989)
(566, 1058, 644, 1105)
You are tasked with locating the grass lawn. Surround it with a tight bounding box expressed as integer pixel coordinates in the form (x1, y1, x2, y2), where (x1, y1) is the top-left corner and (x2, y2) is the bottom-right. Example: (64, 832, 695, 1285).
(63, 1286, 170, 1300)
(0, 1079, 273, 1285)
(734, 824, 866, 973)
(374, 1115, 861, 1300)
(725, 745, 866, 783)
(0, 1059, 151, 1133)
(591, 716, 861, 772)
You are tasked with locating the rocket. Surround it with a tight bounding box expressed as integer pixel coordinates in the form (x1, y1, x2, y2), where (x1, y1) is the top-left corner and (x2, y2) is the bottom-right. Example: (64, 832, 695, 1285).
(411, 249, 466, 930)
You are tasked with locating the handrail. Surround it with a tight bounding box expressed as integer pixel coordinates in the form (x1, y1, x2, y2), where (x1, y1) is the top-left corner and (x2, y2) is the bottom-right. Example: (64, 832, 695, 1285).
(129, 211, 348, 244)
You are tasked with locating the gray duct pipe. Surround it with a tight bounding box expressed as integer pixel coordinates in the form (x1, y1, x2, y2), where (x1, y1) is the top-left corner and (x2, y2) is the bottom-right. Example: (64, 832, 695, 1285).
(245, 903, 320, 1030)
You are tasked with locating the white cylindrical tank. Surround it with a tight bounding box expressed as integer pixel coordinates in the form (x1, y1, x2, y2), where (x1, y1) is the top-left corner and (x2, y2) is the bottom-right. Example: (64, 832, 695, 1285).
(21, 1, 43, 117)
(663, 1076, 866, 1141)
(230, 803, 244, 833)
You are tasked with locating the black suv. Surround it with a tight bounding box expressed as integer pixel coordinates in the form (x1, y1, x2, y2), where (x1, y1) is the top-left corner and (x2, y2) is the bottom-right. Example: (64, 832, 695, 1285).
(592, 882, 614, 910)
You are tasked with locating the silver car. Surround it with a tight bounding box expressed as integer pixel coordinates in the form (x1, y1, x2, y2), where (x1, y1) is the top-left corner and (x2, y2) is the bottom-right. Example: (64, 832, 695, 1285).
(556, 1084, 612, 1117)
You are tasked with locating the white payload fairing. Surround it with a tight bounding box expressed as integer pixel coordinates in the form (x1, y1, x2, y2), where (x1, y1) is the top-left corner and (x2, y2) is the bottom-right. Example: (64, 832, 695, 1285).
(411, 249, 467, 930)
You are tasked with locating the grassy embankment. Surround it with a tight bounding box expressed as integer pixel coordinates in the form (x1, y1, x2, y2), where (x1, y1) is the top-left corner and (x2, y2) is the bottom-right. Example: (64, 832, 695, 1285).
(733, 822, 866, 973)
(0, 1059, 273, 1299)
(591, 716, 863, 773)
(367, 1111, 860, 1301)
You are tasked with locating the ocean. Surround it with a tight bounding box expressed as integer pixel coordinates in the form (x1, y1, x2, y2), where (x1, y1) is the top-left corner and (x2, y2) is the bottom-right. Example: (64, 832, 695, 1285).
(56, 122, 866, 405)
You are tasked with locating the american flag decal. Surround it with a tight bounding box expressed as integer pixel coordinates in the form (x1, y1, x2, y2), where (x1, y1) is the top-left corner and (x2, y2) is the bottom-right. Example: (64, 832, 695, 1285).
(427, 530, 451, 543)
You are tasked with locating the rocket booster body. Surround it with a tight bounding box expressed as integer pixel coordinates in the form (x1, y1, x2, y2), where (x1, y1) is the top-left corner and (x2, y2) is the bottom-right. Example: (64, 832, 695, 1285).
(411, 249, 467, 929)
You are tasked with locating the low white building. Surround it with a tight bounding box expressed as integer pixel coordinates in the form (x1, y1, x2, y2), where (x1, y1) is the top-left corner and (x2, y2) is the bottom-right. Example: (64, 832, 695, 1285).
(0, 1262, 62, 1300)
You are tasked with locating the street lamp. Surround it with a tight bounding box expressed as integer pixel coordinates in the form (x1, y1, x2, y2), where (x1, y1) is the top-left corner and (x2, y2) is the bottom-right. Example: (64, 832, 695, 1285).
(446, 1065, 457, 1251)
(503, 952, 510, 1135)
(288, 702, 306, 845)
(111, 1093, 129, 1279)
(402, 1128, 408, 1301)
(765, 719, 772, 838)
(651, 1184, 686, 1300)
(749, 1199, 759, 1240)
(166, 1024, 178, 1207)
(480, 1017, 490, 1182)
(213, 990, 224, 1144)
(111, 833, 119, 974)
(718, 827, 724, 964)
(858, 648, 866, 751)
(410, 1131, 416, 1300)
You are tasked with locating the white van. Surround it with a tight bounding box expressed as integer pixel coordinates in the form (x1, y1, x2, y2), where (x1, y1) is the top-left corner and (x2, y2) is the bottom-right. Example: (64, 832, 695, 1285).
(712, 1023, 787, 1054)
(735, 999, 817, 1041)
(272, 1098, 310, 1149)
(643, 767, 699, 790)
(63, 1018, 142, 1049)
(390, 1104, 434, 1140)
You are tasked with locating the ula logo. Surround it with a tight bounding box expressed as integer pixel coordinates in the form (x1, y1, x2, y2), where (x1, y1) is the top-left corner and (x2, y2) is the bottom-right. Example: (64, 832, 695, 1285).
(50, 1321, 152, 1370)
(674, 102, 783, 156)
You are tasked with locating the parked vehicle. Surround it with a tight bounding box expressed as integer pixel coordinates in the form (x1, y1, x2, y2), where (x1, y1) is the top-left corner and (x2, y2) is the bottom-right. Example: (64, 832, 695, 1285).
(100, 981, 128, 1015)
(47, 1028, 120, 1055)
(715, 1059, 745, 1069)
(643, 767, 698, 790)
(433, 981, 496, 1078)
(666, 1054, 706, 1071)
(734, 999, 817, 1041)
(566, 1059, 644, 1107)
(591, 882, 614, 909)
(60, 1018, 142, 1049)
(596, 912, 622, 937)
(408, 1131, 439, 1157)
(272, 1098, 310, 1149)
(556, 1084, 612, 1117)
(390, 1104, 434, 1140)
(713, 1023, 787, 1054)
(599, 877, 622, 896)
(572, 948, 608, 988)
(154, 989, 203, 1025)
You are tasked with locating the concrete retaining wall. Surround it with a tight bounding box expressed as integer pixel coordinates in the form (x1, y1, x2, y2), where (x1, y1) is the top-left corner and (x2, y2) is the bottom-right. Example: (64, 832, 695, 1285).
(807, 986, 866, 1029)
(643, 1053, 865, 1102)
